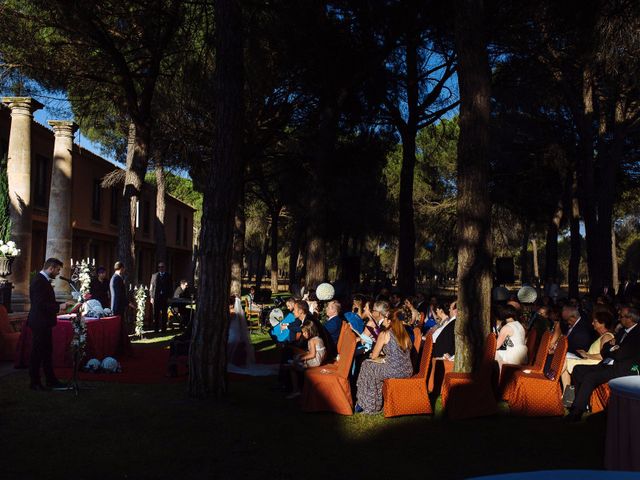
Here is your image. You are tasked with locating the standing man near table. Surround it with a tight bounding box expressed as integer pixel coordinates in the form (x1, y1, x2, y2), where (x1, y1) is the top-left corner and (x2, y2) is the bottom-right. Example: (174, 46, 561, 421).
(28, 258, 68, 391)
(150, 262, 172, 333)
(90, 266, 110, 308)
(110, 262, 127, 318)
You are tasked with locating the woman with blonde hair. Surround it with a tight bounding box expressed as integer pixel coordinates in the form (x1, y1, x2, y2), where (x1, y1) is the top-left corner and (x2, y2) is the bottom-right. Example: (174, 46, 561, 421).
(355, 309, 413, 413)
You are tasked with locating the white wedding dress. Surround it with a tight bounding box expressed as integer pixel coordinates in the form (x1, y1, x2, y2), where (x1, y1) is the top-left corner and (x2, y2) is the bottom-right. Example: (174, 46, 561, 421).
(227, 296, 277, 376)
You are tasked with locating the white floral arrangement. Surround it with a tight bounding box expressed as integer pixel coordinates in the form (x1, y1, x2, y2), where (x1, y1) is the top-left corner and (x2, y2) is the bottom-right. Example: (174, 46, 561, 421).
(316, 282, 335, 301)
(77, 260, 92, 297)
(134, 285, 148, 337)
(0, 239, 20, 257)
(70, 314, 87, 361)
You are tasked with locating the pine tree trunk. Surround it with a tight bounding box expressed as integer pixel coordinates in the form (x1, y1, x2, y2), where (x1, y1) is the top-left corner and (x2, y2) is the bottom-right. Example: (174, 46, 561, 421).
(270, 207, 280, 293)
(453, 0, 493, 373)
(288, 218, 303, 292)
(531, 238, 539, 281)
(611, 223, 619, 295)
(520, 222, 531, 284)
(154, 165, 167, 265)
(398, 129, 417, 295)
(255, 224, 270, 290)
(119, 121, 151, 284)
(544, 201, 563, 282)
(230, 196, 245, 297)
(569, 172, 581, 298)
(189, 0, 244, 399)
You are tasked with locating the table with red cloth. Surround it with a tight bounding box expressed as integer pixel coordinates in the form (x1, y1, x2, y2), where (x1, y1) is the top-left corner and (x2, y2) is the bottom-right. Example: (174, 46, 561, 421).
(14, 315, 126, 368)
(605, 375, 640, 471)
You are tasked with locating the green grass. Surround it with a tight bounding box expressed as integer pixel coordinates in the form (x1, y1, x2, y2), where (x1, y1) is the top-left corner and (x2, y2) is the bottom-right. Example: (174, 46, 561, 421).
(0, 337, 608, 480)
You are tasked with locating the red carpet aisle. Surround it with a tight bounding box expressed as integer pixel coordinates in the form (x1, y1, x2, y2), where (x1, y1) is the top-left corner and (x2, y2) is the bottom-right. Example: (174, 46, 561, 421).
(50, 345, 280, 384)
(53, 346, 185, 384)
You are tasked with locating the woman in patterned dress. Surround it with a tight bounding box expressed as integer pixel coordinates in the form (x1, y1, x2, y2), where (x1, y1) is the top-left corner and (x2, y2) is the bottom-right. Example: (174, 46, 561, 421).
(356, 309, 413, 414)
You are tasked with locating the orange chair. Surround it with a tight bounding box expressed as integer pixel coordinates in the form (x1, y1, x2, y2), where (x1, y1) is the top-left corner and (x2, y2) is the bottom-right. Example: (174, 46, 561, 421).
(525, 328, 538, 365)
(0, 304, 19, 361)
(500, 330, 552, 401)
(590, 383, 611, 414)
(301, 325, 357, 415)
(508, 336, 568, 416)
(428, 357, 454, 394)
(383, 333, 433, 417)
(441, 334, 498, 420)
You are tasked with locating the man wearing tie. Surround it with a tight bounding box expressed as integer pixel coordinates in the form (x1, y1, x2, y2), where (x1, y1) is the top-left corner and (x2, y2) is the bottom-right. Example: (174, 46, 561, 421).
(566, 305, 640, 421)
(28, 258, 69, 390)
(150, 262, 172, 333)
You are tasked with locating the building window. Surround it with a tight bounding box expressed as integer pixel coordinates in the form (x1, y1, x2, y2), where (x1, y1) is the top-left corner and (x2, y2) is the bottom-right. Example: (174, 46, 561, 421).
(110, 188, 119, 225)
(176, 214, 182, 245)
(143, 200, 150, 235)
(91, 179, 102, 221)
(183, 216, 188, 246)
(33, 155, 50, 209)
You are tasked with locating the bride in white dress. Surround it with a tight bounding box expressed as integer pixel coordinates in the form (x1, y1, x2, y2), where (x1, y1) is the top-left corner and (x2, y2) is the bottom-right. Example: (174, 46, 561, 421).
(227, 295, 277, 376)
(495, 304, 528, 368)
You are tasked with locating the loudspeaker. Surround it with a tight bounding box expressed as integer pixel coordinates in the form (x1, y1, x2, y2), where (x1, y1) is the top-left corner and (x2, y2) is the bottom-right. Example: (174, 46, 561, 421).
(496, 257, 515, 284)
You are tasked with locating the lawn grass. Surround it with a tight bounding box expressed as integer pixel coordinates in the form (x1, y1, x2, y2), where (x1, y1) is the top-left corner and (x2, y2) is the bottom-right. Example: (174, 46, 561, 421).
(0, 336, 608, 480)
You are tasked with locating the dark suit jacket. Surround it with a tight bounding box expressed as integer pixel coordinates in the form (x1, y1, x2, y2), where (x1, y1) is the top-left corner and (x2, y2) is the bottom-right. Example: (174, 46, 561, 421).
(27, 273, 59, 329)
(603, 324, 640, 375)
(110, 273, 127, 317)
(433, 318, 456, 357)
(150, 272, 173, 302)
(567, 317, 594, 355)
(90, 278, 110, 308)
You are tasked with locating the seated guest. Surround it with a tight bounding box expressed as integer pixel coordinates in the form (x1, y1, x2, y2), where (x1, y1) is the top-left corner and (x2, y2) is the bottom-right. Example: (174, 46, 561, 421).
(361, 300, 388, 344)
(352, 294, 366, 317)
(414, 292, 428, 315)
(422, 295, 439, 332)
(323, 300, 343, 345)
(389, 291, 402, 309)
(90, 266, 110, 308)
(271, 297, 298, 344)
(432, 301, 457, 358)
(563, 304, 595, 355)
(172, 279, 193, 325)
(286, 319, 327, 398)
(566, 305, 640, 421)
(355, 309, 413, 413)
(494, 304, 528, 369)
(561, 309, 615, 388)
(173, 279, 193, 299)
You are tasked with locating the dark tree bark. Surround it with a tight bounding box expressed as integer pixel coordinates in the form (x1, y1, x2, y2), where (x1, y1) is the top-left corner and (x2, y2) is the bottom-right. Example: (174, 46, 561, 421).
(255, 223, 270, 290)
(119, 121, 150, 284)
(230, 195, 245, 297)
(519, 221, 531, 284)
(569, 172, 581, 298)
(154, 164, 167, 265)
(189, 0, 244, 399)
(453, 0, 493, 373)
(288, 218, 304, 292)
(269, 206, 281, 293)
(544, 201, 563, 282)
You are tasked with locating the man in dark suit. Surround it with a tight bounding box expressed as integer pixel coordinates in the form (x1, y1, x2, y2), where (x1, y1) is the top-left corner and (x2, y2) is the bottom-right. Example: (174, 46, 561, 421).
(90, 266, 110, 308)
(28, 257, 68, 390)
(566, 305, 640, 421)
(563, 305, 594, 355)
(110, 261, 127, 318)
(432, 301, 457, 358)
(150, 262, 172, 333)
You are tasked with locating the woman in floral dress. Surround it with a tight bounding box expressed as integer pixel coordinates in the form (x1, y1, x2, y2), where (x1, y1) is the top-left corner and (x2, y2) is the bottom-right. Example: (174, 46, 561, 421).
(356, 309, 413, 413)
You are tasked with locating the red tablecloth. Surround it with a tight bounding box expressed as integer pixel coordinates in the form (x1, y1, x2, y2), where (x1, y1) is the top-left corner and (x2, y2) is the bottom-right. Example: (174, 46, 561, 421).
(14, 316, 124, 368)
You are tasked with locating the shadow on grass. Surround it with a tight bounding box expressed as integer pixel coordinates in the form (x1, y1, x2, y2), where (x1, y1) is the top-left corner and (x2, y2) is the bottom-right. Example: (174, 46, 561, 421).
(0, 367, 606, 480)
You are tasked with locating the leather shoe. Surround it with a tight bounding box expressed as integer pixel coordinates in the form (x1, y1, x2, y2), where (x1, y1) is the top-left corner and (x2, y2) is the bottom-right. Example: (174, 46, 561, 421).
(30, 383, 50, 391)
(46, 381, 68, 390)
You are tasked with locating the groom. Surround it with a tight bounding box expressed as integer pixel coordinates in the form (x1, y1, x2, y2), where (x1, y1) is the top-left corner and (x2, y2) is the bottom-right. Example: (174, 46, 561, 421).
(28, 258, 69, 391)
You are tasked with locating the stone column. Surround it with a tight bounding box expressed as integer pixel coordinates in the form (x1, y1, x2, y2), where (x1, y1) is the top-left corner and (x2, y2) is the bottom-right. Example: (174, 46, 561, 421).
(2, 97, 43, 307)
(45, 120, 78, 299)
